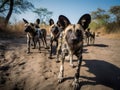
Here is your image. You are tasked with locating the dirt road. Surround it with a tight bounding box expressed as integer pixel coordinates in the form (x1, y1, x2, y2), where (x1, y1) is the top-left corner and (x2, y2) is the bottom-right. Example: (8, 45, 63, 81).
(0, 34, 120, 90)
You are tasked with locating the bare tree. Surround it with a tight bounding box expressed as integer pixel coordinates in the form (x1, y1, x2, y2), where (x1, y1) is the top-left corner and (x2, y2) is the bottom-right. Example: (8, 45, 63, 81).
(0, 0, 34, 25)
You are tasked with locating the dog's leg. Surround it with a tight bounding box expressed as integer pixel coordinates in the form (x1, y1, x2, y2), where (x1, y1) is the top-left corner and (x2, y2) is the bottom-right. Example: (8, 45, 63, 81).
(72, 53, 82, 89)
(56, 36, 63, 62)
(58, 52, 65, 83)
(92, 35, 95, 45)
(56, 44, 61, 63)
(49, 38, 53, 59)
(44, 37, 48, 49)
(43, 36, 47, 48)
(69, 51, 74, 67)
(85, 36, 87, 44)
(38, 38, 41, 52)
(41, 37, 44, 46)
(90, 36, 92, 45)
(87, 37, 89, 45)
(32, 37, 36, 49)
(27, 36, 30, 54)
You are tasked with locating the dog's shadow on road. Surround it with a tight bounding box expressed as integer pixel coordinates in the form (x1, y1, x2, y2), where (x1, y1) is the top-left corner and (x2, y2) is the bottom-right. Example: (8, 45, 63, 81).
(79, 59, 120, 90)
(61, 59, 120, 90)
(84, 43, 109, 47)
(92, 44, 109, 47)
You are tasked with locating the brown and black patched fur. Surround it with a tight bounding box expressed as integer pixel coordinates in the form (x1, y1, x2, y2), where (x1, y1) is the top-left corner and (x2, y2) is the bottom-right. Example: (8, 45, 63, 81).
(49, 19, 62, 59)
(57, 14, 91, 89)
(85, 28, 95, 45)
(23, 18, 47, 53)
(23, 18, 41, 53)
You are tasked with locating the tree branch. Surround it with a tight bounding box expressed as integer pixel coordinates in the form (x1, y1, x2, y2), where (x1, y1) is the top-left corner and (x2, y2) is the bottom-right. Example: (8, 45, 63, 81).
(0, 0, 9, 9)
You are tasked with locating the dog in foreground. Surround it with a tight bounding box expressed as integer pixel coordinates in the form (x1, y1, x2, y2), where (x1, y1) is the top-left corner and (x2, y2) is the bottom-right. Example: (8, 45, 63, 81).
(56, 14, 91, 89)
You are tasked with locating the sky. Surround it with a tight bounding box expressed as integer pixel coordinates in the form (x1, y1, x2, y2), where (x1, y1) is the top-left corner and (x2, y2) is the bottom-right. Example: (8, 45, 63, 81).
(11, 0, 120, 24)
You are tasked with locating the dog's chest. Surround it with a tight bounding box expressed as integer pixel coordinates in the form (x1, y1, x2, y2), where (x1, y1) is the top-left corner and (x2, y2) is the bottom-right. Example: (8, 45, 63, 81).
(60, 38, 83, 54)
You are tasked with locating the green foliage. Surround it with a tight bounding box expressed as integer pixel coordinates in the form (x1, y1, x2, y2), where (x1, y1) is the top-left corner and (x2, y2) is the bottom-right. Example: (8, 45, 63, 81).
(106, 22, 120, 33)
(91, 8, 110, 24)
(0, 0, 34, 25)
(33, 7, 53, 24)
(90, 6, 120, 33)
(89, 20, 100, 30)
(0, 0, 34, 14)
(109, 5, 120, 23)
(13, 0, 34, 14)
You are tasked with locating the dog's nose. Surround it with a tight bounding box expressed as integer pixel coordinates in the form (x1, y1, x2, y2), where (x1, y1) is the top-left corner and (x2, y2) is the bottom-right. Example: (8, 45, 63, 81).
(55, 27, 58, 30)
(72, 38, 77, 42)
(71, 33, 77, 40)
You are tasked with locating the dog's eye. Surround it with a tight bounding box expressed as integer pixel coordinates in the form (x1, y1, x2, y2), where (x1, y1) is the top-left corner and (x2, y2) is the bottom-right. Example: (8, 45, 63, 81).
(76, 29, 82, 36)
(52, 26, 55, 28)
(68, 29, 72, 33)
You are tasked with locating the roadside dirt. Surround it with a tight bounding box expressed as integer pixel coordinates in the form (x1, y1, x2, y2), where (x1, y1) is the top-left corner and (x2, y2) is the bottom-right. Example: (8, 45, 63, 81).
(0, 34, 120, 90)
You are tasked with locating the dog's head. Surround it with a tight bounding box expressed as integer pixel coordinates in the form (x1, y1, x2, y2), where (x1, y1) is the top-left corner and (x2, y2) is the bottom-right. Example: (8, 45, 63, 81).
(49, 19, 62, 38)
(23, 18, 40, 33)
(58, 14, 91, 49)
(23, 18, 35, 33)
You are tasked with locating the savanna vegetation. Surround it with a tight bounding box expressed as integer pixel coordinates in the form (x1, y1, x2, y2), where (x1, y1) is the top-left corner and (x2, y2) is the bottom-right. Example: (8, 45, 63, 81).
(0, 0, 51, 36)
(90, 6, 120, 34)
(0, 0, 120, 38)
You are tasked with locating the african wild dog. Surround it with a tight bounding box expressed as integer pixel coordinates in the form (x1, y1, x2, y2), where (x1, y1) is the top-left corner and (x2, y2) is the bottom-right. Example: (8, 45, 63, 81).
(49, 19, 62, 59)
(35, 19, 48, 48)
(39, 28, 48, 48)
(56, 14, 91, 89)
(23, 18, 41, 53)
(85, 28, 95, 45)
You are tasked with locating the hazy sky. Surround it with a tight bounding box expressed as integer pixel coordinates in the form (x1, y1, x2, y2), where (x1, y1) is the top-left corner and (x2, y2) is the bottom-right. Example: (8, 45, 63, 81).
(11, 0, 120, 24)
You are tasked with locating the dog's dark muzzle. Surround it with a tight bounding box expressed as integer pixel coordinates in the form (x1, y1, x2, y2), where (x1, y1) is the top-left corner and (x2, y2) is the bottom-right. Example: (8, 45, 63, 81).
(67, 32, 79, 44)
(24, 27, 29, 32)
(52, 27, 59, 34)
(24, 29, 28, 32)
(24, 26, 32, 32)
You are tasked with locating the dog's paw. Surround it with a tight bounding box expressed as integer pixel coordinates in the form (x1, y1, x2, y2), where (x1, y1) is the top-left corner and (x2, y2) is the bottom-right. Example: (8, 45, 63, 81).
(58, 78, 64, 83)
(26, 51, 30, 54)
(72, 81, 80, 90)
(70, 64, 74, 68)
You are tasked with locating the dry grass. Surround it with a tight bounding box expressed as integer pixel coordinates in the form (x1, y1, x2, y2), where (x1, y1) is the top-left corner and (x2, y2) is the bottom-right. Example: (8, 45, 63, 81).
(95, 27, 120, 39)
(0, 20, 51, 38)
(1, 19, 120, 39)
(0, 21, 25, 38)
(101, 33, 120, 39)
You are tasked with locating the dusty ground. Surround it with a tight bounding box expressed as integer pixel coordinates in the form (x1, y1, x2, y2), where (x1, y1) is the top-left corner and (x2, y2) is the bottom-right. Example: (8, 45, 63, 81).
(0, 33, 120, 90)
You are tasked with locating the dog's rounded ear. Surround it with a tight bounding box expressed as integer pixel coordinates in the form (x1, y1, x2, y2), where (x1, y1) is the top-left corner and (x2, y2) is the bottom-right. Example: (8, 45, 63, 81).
(77, 14, 91, 30)
(49, 19, 54, 26)
(36, 18, 40, 24)
(23, 18, 29, 24)
(58, 15, 71, 29)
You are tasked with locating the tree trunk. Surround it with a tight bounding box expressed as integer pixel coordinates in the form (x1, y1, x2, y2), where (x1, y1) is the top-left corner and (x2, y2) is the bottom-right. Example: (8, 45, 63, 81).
(5, 0, 14, 25)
